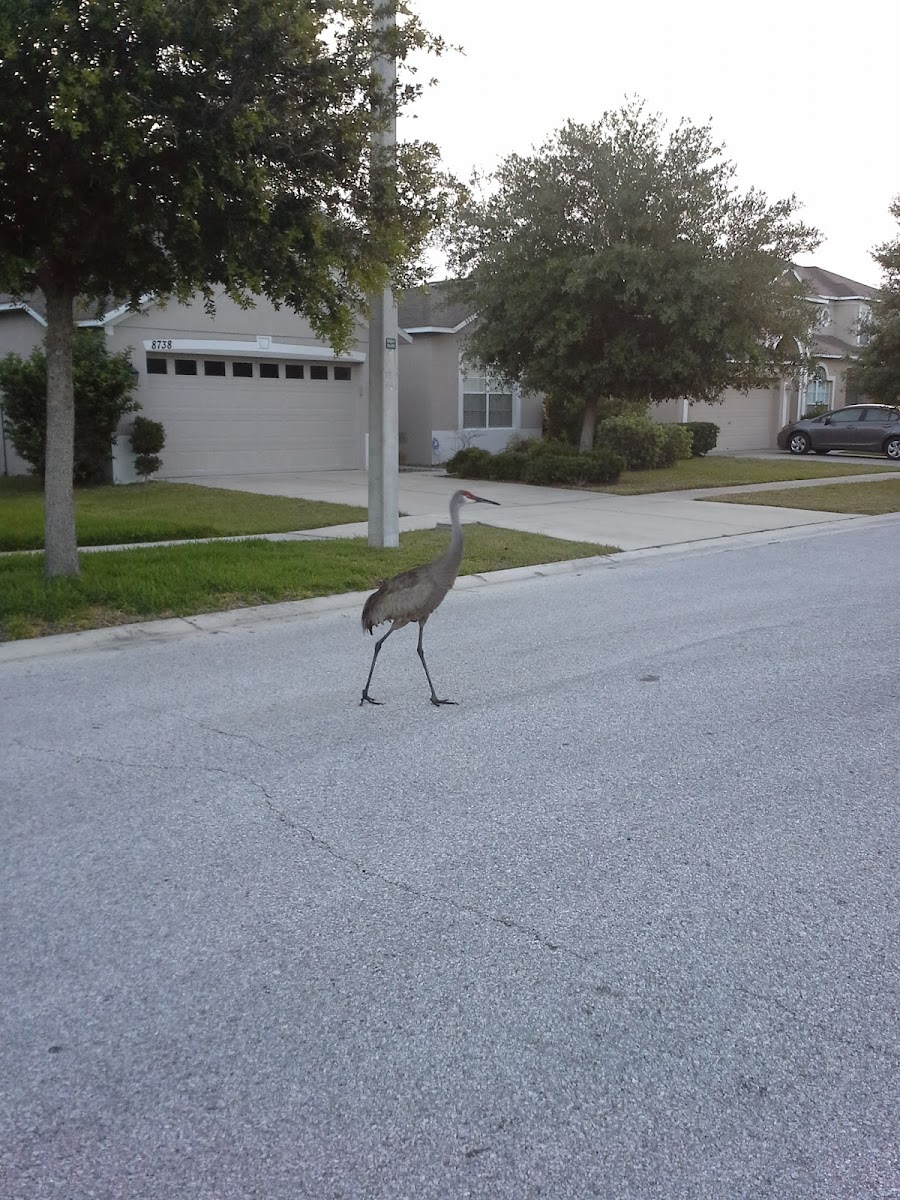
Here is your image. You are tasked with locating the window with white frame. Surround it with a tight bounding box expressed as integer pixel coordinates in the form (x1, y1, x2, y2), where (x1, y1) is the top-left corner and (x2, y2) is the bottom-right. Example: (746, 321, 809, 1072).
(462, 368, 513, 428)
(805, 365, 833, 412)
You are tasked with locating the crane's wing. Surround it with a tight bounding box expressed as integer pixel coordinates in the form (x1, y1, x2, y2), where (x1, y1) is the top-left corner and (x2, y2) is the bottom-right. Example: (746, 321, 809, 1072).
(361, 563, 443, 634)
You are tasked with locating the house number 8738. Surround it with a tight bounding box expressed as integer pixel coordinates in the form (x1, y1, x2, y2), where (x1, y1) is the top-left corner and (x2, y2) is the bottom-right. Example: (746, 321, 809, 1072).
(150, 339, 172, 350)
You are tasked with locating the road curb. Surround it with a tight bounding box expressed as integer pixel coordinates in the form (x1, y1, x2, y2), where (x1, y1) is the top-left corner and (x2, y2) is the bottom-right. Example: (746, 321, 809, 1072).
(2, 512, 898, 665)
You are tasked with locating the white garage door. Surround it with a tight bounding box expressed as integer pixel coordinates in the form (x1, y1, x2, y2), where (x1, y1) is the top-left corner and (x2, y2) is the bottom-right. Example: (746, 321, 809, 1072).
(692, 388, 778, 452)
(140, 354, 362, 477)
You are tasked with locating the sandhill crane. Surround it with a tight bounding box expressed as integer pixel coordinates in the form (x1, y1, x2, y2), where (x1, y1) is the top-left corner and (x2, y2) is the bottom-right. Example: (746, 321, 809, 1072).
(359, 488, 500, 707)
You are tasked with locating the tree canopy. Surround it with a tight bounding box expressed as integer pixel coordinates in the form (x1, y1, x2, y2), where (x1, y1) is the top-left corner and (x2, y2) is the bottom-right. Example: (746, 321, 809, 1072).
(0, 0, 451, 574)
(446, 101, 822, 448)
(848, 197, 900, 405)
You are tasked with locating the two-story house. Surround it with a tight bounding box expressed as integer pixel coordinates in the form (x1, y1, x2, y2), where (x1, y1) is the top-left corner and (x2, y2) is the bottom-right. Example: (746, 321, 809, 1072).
(399, 266, 880, 461)
(654, 265, 879, 451)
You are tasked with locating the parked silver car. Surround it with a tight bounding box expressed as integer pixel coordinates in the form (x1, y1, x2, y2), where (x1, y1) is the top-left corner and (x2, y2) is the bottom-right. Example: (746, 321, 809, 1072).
(777, 404, 900, 459)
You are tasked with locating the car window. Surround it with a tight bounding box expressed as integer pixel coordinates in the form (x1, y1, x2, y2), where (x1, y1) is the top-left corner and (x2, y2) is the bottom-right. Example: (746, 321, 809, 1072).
(861, 408, 890, 422)
(829, 409, 863, 424)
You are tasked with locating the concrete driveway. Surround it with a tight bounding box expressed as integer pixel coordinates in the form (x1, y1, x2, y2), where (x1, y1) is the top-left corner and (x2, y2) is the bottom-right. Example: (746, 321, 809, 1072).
(176, 466, 896, 553)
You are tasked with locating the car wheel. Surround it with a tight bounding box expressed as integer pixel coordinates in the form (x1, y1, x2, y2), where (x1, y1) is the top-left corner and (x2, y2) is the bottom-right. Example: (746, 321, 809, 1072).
(885, 436, 900, 461)
(814, 449, 830, 455)
(789, 432, 811, 455)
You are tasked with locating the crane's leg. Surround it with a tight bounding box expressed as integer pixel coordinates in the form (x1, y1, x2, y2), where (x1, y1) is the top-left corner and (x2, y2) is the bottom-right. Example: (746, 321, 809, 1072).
(417, 620, 457, 707)
(360, 625, 395, 706)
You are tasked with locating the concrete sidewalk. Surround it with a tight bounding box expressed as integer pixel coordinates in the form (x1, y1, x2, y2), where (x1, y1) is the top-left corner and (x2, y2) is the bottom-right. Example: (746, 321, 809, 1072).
(171, 467, 896, 553)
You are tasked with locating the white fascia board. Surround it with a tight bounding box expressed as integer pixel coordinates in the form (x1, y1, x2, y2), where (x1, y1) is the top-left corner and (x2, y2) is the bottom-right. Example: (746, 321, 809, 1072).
(804, 293, 874, 303)
(0, 302, 47, 327)
(403, 326, 458, 334)
(402, 315, 477, 336)
(75, 296, 157, 328)
(141, 337, 366, 362)
(452, 314, 478, 333)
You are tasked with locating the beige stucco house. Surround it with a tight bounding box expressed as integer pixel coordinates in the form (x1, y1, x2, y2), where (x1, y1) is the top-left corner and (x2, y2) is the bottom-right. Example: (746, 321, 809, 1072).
(1, 290, 369, 481)
(653, 265, 880, 451)
(398, 282, 543, 465)
(1, 263, 879, 480)
(398, 265, 879, 460)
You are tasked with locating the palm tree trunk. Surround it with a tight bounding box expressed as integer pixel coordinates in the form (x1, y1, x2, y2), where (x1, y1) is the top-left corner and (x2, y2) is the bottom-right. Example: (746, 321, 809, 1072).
(42, 282, 79, 578)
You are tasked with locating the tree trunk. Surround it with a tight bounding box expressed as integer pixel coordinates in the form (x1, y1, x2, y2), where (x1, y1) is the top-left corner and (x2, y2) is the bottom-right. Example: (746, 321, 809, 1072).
(579, 396, 598, 453)
(43, 282, 79, 578)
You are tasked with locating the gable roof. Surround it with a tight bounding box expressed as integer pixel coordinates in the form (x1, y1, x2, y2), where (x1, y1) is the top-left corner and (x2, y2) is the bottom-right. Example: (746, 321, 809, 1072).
(398, 280, 474, 333)
(0, 291, 123, 325)
(792, 265, 878, 300)
(811, 332, 858, 358)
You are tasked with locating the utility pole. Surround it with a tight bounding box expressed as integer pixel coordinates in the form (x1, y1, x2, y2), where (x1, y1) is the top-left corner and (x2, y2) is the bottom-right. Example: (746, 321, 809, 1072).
(367, 1, 399, 548)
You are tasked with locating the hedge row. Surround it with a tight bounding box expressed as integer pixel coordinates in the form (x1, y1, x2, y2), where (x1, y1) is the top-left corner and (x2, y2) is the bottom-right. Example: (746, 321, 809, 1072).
(597, 416, 693, 471)
(446, 440, 625, 486)
(446, 417, 720, 486)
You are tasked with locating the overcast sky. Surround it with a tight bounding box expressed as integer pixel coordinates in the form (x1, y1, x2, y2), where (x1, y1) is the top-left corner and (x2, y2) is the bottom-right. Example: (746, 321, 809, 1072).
(400, 0, 897, 288)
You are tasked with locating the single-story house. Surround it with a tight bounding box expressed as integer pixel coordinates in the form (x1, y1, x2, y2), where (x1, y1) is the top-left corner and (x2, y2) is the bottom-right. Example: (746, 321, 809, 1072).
(1, 290, 370, 481)
(397, 283, 543, 465)
(653, 265, 880, 451)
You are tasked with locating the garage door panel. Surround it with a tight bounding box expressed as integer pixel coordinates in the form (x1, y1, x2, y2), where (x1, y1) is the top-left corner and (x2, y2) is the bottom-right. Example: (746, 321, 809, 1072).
(690, 389, 777, 452)
(140, 375, 361, 475)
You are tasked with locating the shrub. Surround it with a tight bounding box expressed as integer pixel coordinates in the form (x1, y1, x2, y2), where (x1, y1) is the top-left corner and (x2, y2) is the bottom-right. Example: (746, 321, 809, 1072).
(544, 395, 648, 445)
(445, 439, 624, 487)
(0, 330, 140, 484)
(596, 415, 666, 471)
(656, 423, 694, 467)
(445, 446, 492, 477)
(679, 421, 720, 456)
(130, 415, 166, 479)
(521, 454, 579, 486)
(486, 451, 528, 481)
(581, 449, 627, 484)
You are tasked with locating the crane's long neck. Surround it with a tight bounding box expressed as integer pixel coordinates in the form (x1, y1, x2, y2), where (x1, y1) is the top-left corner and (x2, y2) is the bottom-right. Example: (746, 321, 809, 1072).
(438, 493, 466, 580)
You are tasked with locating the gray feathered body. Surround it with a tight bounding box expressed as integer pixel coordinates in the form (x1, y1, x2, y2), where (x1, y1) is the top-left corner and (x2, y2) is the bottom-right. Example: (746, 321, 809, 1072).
(362, 495, 466, 635)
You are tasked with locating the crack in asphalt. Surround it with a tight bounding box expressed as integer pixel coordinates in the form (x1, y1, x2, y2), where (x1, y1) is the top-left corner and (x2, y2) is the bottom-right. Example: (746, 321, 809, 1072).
(14, 738, 900, 1068)
(15, 736, 593, 967)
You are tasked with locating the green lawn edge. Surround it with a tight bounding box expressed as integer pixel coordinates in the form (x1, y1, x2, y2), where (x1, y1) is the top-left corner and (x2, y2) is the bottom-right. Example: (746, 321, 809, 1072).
(698, 478, 900, 516)
(595, 456, 896, 495)
(0, 526, 617, 642)
(0, 479, 367, 551)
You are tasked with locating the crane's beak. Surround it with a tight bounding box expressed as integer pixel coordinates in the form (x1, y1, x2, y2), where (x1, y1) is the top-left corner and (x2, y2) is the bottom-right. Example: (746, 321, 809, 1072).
(471, 494, 500, 506)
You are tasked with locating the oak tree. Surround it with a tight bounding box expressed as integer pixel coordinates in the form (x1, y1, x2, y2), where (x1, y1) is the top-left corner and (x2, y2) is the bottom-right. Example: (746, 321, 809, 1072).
(0, 0, 450, 575)
(447, 101, 821, 450)
(849, 197, 900, 405)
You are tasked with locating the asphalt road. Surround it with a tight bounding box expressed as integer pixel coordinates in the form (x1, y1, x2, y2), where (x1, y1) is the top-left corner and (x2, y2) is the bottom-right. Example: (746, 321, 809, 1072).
(2, 521, 898, 1199)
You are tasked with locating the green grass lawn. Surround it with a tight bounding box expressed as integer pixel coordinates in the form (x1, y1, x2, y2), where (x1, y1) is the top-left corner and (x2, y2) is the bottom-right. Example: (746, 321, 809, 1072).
(596, 456, 896, 495)
(701, 478, 900, 516)
(0, 527, 615, 641)
(0, 478, 367, 551)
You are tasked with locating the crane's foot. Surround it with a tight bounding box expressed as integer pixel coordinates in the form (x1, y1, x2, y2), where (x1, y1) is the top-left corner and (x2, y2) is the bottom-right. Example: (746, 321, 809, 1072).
(359, 692, 384, 706)
(430, 696, 458, 707)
